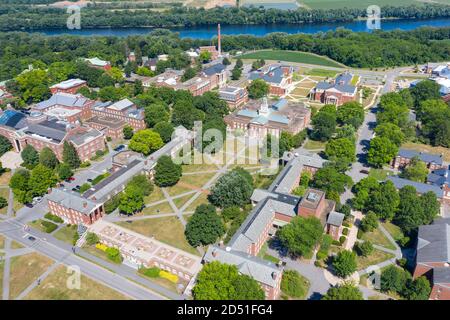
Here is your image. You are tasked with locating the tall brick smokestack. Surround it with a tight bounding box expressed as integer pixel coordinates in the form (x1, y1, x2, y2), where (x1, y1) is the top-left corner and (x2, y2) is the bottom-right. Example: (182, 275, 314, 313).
(218, 23, 221, 56)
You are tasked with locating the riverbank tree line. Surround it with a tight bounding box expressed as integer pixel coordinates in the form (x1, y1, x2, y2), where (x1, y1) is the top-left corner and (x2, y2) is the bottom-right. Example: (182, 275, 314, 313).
(2, 26, 450, 83)
(1, 4, 450, 31)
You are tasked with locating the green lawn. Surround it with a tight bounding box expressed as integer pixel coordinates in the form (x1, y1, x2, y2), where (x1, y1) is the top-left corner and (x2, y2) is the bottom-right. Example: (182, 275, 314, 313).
(369, 168, 393, 181)
(0, 187, 9, 215)
(25, 265, 130, 300)
(304, 139, 326, 150)
(356, 249, 395, 270)
(184, 193, 209, 212)
(239, 50, 343, 67)
(142, 201, 174, 215)
(53, 225, 78, 245)
(257, 243, 280, 264)
(305, 68, 338, 78)
(144, 187, 165, 204)
(381, 221, 404, 242)
(361, 227, 396, 251)
(116, 216, 199, 256)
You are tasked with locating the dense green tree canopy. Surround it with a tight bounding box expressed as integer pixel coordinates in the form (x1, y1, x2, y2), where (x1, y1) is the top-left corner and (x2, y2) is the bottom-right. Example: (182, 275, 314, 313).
(208, 170, 253, 208)
(277, 216, 323, 258)
(247, 79, 269, 99)
(129, 129, 164, 156)
(185, 204, 225, 247)
(322, 283, 363, 300)
(154, 155, 182, 187)
(333, 250, 357, 278)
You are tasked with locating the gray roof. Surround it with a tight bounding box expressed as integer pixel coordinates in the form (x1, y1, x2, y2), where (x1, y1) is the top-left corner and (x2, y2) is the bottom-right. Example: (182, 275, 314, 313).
(203, 63, 226, 76)
(203, 246, 281, 287)
(248, 64, 291, 85)
(229, 196, 296, 252)
(251, 189, 277, 203)
(327, 211, 345, 227)
(48, 188, 100, 215)
(25, 119, 68, 143)
(417, 222, 449, 263)
(433, 267, 450, 284)
(271, 153, 326, 194)
(83, 159, 145, 201)
(398, 149, 443, 165)
(387, 176, 444, 198)
(315, 72, 356, 94)
(69, 128, 103, 146)
(35, 93, 89, 110)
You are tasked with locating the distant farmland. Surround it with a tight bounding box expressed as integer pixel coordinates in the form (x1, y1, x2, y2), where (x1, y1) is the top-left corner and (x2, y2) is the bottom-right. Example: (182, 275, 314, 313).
(238, 50, 344, 68)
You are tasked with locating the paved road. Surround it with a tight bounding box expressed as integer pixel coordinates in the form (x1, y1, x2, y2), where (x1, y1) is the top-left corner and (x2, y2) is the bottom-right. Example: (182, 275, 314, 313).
(0, 219, 179, 300)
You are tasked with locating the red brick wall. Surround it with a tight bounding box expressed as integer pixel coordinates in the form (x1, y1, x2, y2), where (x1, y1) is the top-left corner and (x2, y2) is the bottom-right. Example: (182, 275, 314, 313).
(50, 83, 87, 95)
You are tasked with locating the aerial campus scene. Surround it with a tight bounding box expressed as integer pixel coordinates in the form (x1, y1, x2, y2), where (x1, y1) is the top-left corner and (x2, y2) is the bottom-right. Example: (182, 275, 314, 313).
(0, 0, 450, 310)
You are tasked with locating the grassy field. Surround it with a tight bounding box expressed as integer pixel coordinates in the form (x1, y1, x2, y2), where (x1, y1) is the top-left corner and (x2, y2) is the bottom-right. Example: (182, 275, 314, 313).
(142, 201, 174, 215)
(53, 225, 78, 245)
(239, 50, 343, 67)
(361, 227, 396, 251)
(0, 187, 9, 215)
(185, 193, 208, 212)
(116, 216, 199, 256)
(25, 265, 130, 300)
(356, 249, 395, 270)
(9, 253, 54, 299)
(305, 68, 338, 78)
(381, 221, 404, 242)
(303, 139, 326, 150)
(301, 0, 424, 10)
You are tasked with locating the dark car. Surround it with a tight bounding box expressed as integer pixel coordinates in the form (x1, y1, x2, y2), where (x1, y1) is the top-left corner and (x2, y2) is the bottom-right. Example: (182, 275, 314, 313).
(72, 187, 78, 192)
(114, 145, 125, 152)
(25, 203, 33, 208)
(75, 185, 81, 189)
(27, 236, 36, 241)
(87, 178, 93, 183)
(360, 169, 370, 174)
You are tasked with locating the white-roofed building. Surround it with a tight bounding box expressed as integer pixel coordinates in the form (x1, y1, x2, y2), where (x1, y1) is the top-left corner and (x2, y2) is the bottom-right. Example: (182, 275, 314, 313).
(50, 79, 87, 95)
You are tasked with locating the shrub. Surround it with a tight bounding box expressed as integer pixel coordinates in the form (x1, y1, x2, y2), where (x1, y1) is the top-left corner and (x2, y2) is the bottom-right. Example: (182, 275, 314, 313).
(398, 236, 410, 247)
(355, 241, 374, 257)
(85, 232, 99, 246)
(44, 213, 64, 223)
(342, 228, 349, 236)
(0, 196, 7, 209)
(316, 251, 328, 261)
(281, 270, 308, 298)
(80, 161, 91, 168)
(143, 267, 160, 278)
(332, 240, 341, 246)
(79, 183, 91, 194)
(95, 243, 108, 251)
(92, 172, 110, 185)
(159, 270, 179, 283)
(339, 236, 346, 244)
(357, 229, 363, 239)
(72, 232, 80, 245)
(397, 258, 408, 268)
(106, 136, 112, 142)
(342, 221, 350, 228)
(106, 247, 122, 263)
(333, 250, 358, 278)
(41, 220, 57, 233)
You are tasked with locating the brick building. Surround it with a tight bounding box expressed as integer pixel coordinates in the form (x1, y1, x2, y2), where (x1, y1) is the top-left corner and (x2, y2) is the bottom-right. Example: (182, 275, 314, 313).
(248, 64, 293, 96)
(413, 219, 450, 300)
(0, 110, 105, 161)
(311, 72, 358, 106)
(199, 46, 219, 61)
(219, 86, 249, 109)
(47, 188, 104, 225)
(90, 99, 146, 132)
(326, 211, 345, 241)
(392, 149, 444, 171)
(50, 79, 87, 95)
(33, 93, 95, 123)
(224, 98, 311, 139)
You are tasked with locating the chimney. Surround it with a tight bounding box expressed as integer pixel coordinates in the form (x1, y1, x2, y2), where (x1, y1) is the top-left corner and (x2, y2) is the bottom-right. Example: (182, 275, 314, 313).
(217, 24, 221, 56)
(271, 272, 277, 280)
(83, 201, 88, 208)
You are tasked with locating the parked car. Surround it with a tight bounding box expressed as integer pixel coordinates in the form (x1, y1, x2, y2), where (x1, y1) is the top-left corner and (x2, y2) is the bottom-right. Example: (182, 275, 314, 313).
(114, 144, 125, 152)
(75, 185, 80, 190)
(360, 169, 370, 174)
(87, 178, 93, 183)
(27, 236, 36, 242)
(71, 187, 78, 192)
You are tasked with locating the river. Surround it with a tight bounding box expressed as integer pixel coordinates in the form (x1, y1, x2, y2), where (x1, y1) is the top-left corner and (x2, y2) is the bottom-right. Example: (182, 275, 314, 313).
(32, 17, 450, 39)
